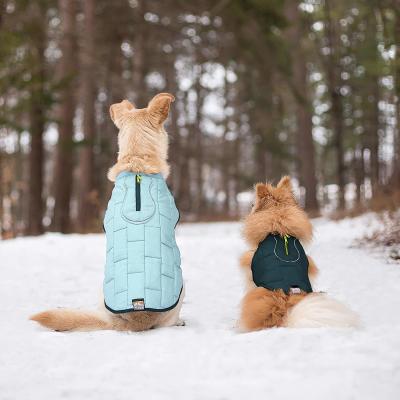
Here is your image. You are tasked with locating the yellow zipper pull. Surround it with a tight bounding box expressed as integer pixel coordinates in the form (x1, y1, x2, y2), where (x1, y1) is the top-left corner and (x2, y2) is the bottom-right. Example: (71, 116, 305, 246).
(283, 235, 289, 256)
(136, 175, 142, 183)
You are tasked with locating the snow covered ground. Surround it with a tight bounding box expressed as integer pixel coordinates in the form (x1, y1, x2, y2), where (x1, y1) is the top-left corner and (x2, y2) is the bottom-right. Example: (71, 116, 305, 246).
(1, 216, 400, 400)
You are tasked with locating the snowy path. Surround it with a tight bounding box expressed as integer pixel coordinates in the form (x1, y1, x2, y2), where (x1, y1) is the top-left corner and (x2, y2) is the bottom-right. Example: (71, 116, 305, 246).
(1, 218, 400, 400)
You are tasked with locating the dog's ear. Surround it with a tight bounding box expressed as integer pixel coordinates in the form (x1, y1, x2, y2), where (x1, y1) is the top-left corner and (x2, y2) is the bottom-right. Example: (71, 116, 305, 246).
(255, 183, 270, 199)
(109, 100, 135, 129)
(277, 176, 293, 192)
(147, 93, 175, 126)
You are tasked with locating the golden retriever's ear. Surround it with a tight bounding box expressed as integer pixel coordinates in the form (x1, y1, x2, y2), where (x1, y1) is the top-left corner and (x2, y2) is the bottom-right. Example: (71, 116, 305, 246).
(147, 93, 175, 126)
(255, 183, 269, 199)
(109, 100, 135, 129)
(277, 176, 292, 192)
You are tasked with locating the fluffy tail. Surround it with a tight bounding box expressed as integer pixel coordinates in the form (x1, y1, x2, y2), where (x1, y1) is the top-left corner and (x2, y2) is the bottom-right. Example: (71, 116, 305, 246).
(238, 287, 306, 332)
(284, 293, 360, 328)
(30, 309, 112, 332)
(238, 288, 359, 332)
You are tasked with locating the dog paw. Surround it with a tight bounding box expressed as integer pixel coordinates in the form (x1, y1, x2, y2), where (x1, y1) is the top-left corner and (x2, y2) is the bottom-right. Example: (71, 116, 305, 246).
(176, 319, 185, 327)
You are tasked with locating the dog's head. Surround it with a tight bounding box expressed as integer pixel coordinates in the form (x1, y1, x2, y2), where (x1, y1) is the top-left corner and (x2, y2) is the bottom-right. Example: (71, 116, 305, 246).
(244, 176, 313, 246)
(109, 93, 175, 168)
(251, 176, 296, 214)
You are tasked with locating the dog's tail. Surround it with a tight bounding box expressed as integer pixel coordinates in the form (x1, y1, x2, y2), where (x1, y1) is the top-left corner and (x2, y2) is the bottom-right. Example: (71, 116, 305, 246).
(239, 288, 359, 332)
(284, 293, 360, 328)
(30, 309, 113, 332)
(238, 287, 304, 332)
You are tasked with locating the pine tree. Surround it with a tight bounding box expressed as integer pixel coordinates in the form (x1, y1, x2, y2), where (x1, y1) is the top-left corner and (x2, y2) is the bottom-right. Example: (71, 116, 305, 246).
(53, 0, 77, 232)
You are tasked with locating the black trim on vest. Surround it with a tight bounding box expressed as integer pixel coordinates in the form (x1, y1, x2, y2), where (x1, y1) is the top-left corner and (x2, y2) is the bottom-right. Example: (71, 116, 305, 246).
(174, 209, 181, 229)
(104, 286, 183, 314)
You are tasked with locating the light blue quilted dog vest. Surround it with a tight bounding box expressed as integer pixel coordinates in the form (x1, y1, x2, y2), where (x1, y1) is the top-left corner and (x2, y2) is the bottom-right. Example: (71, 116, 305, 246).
(103, 171, 183, 313)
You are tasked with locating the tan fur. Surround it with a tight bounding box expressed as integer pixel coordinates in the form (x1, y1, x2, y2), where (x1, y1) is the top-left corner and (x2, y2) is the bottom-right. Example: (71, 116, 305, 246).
(239, 288, 307, 332)
(239, 176, 357, 331)
(107, 93, 174, 181)
(239, 249, 256, 291)
(31, 92, 185, 332)
(307, 255, 319, 279)
(30, 309, 112, 331)
(239, 249, 255, 268)
(243, 177, 313, 248)
(30, 291, 184, 332)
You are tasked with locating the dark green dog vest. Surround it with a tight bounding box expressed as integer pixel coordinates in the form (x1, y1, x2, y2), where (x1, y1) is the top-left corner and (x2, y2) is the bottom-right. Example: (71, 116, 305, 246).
(251, 234, 313, 294)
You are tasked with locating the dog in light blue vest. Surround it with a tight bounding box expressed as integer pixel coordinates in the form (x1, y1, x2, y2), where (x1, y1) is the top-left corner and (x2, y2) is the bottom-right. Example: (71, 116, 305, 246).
(31, 93, 185, 332)
(103, 171, 183, 314)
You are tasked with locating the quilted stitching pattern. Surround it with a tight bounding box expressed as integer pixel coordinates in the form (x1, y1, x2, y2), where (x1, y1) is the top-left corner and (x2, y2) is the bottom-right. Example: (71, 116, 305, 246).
(103, 172, 182, 312)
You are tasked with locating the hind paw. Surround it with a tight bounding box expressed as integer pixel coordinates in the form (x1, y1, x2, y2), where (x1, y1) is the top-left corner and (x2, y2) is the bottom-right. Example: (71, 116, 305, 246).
(176, 319, 185, 326)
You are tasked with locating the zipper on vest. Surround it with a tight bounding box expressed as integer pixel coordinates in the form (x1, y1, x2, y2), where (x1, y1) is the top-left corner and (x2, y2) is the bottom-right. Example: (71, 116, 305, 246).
(135, 175, 142, 211)
(283, 235, 290, 255)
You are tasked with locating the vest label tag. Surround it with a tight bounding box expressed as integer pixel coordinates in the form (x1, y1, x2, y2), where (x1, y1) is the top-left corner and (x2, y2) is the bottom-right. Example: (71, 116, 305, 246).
(132, 299, 145, 310)
(289, 287, 301, 295)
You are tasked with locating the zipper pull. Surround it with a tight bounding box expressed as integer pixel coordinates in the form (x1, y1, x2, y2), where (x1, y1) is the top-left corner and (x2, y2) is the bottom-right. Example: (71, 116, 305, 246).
(135, 175, 142, 211)
(283, 235, 289, 256)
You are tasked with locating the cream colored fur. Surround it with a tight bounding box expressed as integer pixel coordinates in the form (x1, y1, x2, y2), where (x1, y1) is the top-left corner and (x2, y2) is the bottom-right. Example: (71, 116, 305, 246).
(30, 92, 185, 332)
(284, 293, 360, 328)
(107, 93, 173, 181)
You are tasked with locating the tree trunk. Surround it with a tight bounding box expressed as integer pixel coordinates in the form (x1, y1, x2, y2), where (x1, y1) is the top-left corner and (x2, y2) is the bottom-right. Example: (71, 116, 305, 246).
(77, 0, 96, 232)
(164, 53, 180, 193)
(393, 3, 400, 188)
(0, 0, 5, 28)
(14, 136, 25, 233)
(353, 147, 365, 207)
(232, 131, 241, 217)
(27, 95, 45, 235)
(53, 0, 76, 233)
(177, 90, 193, 215)
(194, 66, 205, 216)
(98, 27, 125, 210)
(26, 4, 46, 236)
(104, 26, 125, 161)
(324, 0, 346, 209)
(222, 71, 231, 214)
(177, 155, 191, 215)
(132, 0, 147, 107)
(286, 0, 319, 213)
(255, 141, 268, 183)
(369, 77, 380, 193)
(0, 151, 2, 235)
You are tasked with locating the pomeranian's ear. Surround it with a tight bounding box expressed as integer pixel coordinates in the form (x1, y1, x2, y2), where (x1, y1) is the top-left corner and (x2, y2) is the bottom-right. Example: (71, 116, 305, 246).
(277, 176, 293, 192)
(147, 93, 175, 126)
(109, 100, 135, 129)
(255, 183, 270, 199)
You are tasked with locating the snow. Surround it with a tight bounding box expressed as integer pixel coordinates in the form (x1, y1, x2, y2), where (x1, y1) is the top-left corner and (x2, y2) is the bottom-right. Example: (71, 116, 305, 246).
(1, 216, 400, 400)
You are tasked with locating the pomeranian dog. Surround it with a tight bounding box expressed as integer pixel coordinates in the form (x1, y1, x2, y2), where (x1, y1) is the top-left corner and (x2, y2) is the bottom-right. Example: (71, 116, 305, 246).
(31, 93, 185, 332)
(238, 176, 359, 332)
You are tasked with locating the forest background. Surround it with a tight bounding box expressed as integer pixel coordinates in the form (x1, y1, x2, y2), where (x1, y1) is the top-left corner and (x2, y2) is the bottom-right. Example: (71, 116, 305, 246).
(0, 0, 399, 237)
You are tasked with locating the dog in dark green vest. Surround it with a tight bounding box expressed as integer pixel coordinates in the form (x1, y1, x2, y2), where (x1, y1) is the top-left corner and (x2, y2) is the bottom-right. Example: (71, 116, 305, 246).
(238, 176, 359, 332)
